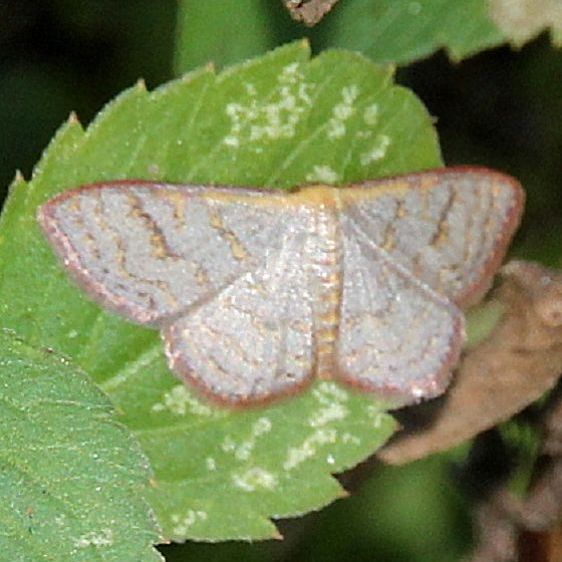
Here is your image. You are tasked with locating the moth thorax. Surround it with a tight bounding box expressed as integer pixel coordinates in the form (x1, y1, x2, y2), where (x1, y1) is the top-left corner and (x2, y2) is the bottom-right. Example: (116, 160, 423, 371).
(307, 205, 342, 379)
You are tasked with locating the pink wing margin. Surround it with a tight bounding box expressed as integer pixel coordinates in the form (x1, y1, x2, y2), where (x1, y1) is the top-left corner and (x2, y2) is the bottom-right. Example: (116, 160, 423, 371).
(341, 166, 525, 309)
(440, 166, 524, 308)
(36, 180, 281, 326)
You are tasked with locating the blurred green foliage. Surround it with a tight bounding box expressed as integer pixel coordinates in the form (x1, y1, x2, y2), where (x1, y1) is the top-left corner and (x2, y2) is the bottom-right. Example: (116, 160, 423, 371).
(0, 0, 176, 194)
(1, 1, 561, 561)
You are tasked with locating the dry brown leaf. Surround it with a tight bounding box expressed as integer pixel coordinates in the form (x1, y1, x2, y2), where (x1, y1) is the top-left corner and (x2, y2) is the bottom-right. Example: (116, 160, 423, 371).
(469, 492, 521, 562)
(465, 386, 562, 562)
(282, 0, 339, 25)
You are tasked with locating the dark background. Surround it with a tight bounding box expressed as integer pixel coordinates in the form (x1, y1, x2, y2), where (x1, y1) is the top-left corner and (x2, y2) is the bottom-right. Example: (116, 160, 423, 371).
(2, 2, 561, 561)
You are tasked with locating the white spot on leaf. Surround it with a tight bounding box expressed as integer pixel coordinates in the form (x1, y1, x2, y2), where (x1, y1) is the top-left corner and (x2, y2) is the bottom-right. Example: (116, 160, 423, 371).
(74, 529, 114, 549)
(327, 85, 360, 139)
(360, 135, 391, 165)
(244, 83, 257, 96)
(151, 384, 214, 417)
(283, 428, 338, 471)
(171, 510, 208, 536)
(305, 165, 340, 184)
(254, 416, 273, 435)
(232, 467, 278, 492)
(221, 436, 236, 453)
(342, 432, 361, 445)
(308, 382, 348, 430)
(367, 405, 386, 429)
(309, 402, 348, 427)
(314, 381, 349, 403)
(221, 417, 273, 461)
(222, 64, 312, 148)
(362, 103, 379, 126)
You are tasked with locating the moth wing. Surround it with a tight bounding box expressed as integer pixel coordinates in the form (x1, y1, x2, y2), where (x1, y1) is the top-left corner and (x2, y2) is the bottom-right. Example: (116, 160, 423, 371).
(163, 223, 316, 406)
(336, 217, 464, 406)
(38, 182, 293, 325)
(338, 168, 524, 307)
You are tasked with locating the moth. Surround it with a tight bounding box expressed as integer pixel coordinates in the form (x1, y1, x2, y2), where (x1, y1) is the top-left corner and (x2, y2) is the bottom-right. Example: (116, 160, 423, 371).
(37, 167, 524, 407)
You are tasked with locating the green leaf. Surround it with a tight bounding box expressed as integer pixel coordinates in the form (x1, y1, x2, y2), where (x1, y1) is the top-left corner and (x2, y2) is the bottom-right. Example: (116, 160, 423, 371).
(0, 42, 441, 541)
(174, 0, 277, 74)
(314, 0, 506, 64)
(0, 330, 162, 561)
